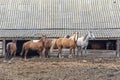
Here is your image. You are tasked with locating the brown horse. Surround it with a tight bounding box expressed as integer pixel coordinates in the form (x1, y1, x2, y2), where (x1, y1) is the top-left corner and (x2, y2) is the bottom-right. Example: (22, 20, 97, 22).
(3, 40, 17, 63)
(44, 39, 57, 58)
(20, 35, 46, 61)
(50, 32, 78, 58)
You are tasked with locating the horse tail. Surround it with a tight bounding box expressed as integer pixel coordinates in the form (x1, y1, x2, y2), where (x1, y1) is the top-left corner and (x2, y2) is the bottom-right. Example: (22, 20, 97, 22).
(5, 44, 11, 60)
(50, 39, 57, 53)
(20, 45, 25, 56)
(7, 44, 11, 53)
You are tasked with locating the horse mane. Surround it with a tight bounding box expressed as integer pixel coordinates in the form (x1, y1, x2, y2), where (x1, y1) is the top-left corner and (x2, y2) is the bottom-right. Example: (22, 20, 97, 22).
(83, 33, 88, 41)
(12, 40, 17, 43)
(38, 35, 46, 43)
(38, 38, 44, 42)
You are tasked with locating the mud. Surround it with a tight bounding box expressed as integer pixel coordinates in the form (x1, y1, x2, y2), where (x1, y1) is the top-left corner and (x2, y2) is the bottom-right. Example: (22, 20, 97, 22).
(0, 50, 120, 80)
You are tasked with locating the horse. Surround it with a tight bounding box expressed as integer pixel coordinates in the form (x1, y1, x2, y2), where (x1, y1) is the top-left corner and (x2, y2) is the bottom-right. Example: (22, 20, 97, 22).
(64, 35, 70, 38)
(76, 31, 95, 56)
(3, 40, 17, 63)
(20, 35, 46, 61)
(44, 39, 57, 58)
(50, 32, 78, 58)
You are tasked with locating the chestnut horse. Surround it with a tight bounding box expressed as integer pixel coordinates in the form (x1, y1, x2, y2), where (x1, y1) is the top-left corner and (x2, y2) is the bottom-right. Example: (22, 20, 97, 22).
(44, 39, 57, 58)
(20, 35, 46, 61)
(50, 32, 78, 58)
(3, 40, 17, 63)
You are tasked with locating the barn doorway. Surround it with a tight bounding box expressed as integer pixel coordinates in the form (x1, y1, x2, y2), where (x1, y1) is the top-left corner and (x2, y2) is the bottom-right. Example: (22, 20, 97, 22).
(88, 40, 116, 50)
(5, 40, 40, 58)
(5, 40, 29, 56)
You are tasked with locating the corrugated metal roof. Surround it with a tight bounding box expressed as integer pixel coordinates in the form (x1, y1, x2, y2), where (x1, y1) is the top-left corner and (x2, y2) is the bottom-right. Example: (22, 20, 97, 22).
(0, 0, 119, 38)
(0, 29, 120, 39)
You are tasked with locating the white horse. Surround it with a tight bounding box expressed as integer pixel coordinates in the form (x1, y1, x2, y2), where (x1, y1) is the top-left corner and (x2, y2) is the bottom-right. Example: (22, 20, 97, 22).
(77, 31, 95, 56)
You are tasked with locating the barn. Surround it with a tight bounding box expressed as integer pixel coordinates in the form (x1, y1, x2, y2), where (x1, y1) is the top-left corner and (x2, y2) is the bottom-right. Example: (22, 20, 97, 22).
(0, 0, 120, 56)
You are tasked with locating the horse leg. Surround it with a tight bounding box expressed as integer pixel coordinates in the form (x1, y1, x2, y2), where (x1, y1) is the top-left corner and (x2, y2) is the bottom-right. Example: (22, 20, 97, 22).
(7, 51, 13, 64)
(73, 48, 75, 57)
(3, 52, 9, 63)
(45, 49, 49, 58)
(11, 51, 16, 61)
(68, 48, 72, 58)
(80, 47, 83, 56)
(38, 49, 43, 59)
(58, 47, 62, 59)
(84, 46, 87, 56)
(77, 46, 80, 56)
(24, 50, 28, 61)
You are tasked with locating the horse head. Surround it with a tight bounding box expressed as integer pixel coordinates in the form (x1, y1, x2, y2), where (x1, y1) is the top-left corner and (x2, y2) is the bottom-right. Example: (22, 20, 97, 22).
(12, 40, 17, 43)
(73, 32, 79, 42)
(88, 31, 95, 40)
(40, 34, 46, 42)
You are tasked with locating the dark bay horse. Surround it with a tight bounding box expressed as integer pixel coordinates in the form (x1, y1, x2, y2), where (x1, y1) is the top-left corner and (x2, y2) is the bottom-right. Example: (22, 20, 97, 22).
(20, 35, 46, 61)
(3, 40, 17, 63)
(44, 39, 57, 58)
(50, 32, 78, 58)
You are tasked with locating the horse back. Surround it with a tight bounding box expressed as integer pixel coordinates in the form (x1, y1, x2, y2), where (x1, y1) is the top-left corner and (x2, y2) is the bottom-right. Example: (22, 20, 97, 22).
(7, 42, 17, 52)
(23, 41, 44, 50)
(56, 38, 75, 48)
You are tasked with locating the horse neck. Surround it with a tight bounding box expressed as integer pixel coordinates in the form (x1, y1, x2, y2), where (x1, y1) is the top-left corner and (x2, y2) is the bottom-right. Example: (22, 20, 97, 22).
(69, 35, 74, 41)
(38, 39, 45, 45)
(69, 34, 77, 42)
(83, 34, 89, 42)
(38, 39, 43, 42)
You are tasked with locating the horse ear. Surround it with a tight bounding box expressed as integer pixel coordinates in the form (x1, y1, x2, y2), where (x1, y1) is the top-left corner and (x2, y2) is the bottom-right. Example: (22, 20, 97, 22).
(88, 31, 92, 33)
(89, 31, 92, 33)
(74, 32, 79, 34)
(42, 34, 46, 37)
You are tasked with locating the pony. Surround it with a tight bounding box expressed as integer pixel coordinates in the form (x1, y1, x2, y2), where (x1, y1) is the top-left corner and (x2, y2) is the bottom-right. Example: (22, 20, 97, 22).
(20, 35, 46, 61)
(76, 31, 95, 56)
(3, 40, 17, 63)
(50, 32, 78, 58)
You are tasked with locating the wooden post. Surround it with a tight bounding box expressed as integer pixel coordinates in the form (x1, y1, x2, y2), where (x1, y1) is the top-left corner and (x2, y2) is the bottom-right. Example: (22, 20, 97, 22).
(116, 39, 120, 57)
(2, 39, 6, 56)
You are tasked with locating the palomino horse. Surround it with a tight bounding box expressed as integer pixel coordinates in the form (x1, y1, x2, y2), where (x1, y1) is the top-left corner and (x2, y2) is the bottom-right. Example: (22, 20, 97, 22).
(77, 31, 95, 56)
(64, 32, 78, 42)
(20, 35, 46, 61)
(3, 40, 17, 63)
(50, 32, 78, 58)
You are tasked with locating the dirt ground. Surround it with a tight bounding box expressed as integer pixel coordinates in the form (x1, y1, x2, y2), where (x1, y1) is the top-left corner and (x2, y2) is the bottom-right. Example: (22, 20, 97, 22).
(0, 50, 120, 80)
